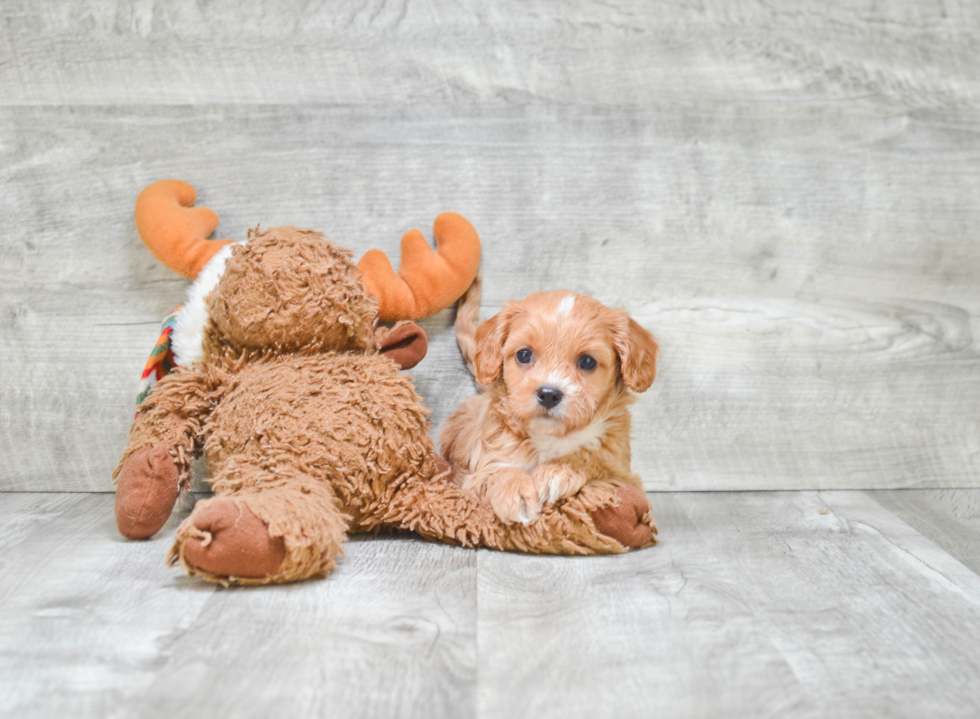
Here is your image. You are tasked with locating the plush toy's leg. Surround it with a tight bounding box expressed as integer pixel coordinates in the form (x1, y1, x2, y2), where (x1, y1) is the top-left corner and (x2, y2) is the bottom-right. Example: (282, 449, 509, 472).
(115, 446, 181, 539)
(113, 368, 220, 539)
(590, 485, 656, 548)
(377, 457, 656, 555)
(168, 473, 349, 585)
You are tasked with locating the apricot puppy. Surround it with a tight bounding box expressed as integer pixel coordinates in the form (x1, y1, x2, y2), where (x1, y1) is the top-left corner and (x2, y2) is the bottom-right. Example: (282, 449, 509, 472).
(440, 279, 659, 525)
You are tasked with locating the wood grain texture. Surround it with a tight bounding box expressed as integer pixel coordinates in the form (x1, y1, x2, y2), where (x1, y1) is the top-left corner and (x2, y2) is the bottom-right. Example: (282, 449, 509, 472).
(4, 491, 980, 717)
(871, 489, 980, 575)
(1, 1, 979, 107)
(0, 493, 477, 719)
(1, 0, 979, 491)
(477, 490, 980, 718)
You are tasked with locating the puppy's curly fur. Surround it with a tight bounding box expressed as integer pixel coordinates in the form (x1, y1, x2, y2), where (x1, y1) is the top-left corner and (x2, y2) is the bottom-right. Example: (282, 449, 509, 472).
(441, 277, 660, 527)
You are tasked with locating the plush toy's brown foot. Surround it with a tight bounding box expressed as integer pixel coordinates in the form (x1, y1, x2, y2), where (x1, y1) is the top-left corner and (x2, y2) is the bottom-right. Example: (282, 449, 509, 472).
(169, 481, 348, 585)
(175, 499, 286, 580)
(115, 446, 180, 539)
(589, 486, 657, 549)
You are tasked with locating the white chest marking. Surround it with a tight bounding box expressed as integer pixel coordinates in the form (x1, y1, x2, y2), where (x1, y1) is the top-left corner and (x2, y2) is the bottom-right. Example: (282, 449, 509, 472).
(530, 417, 608, 463)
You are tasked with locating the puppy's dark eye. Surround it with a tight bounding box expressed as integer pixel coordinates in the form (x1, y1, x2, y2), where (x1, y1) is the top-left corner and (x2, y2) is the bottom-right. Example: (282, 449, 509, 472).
(577, 354, 597, 371)
(516, 349, 533, 365)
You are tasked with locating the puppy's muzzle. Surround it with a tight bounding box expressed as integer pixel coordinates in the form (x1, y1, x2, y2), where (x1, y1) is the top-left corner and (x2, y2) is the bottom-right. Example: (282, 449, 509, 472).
(536, 386, 563, 410)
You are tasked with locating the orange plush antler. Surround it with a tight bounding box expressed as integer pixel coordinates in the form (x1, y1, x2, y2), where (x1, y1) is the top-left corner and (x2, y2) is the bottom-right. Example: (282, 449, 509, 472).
(135, 180, 234, 279)
(357, 213, 482, 322)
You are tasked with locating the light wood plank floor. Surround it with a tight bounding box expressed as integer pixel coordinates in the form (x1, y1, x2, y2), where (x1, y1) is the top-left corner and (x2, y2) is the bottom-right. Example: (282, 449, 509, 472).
(2, 490, 979, 718)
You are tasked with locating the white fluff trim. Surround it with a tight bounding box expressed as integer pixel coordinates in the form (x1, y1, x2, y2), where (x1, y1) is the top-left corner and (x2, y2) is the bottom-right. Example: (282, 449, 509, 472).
(171, 243, 239, 367)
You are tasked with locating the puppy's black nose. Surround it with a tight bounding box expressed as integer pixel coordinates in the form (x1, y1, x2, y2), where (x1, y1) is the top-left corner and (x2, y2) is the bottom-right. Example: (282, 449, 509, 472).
(536, 386, 563, 410)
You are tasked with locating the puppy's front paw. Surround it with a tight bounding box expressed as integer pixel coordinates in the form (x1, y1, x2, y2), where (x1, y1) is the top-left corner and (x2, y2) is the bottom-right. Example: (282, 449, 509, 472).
(484, 467, 543, 525)
(532, 463, 587, 506)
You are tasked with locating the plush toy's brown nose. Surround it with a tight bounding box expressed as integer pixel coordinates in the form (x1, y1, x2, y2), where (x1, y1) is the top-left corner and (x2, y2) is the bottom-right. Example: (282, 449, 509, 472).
(536, 386, 563, 410)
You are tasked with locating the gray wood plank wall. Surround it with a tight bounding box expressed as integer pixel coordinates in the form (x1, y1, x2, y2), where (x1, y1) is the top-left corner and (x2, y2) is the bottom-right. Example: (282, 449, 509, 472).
(1, 1, 978, 491)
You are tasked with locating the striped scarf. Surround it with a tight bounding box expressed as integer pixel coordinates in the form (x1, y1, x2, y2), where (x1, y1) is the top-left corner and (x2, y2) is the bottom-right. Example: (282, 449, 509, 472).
(135, 306, 181, 415)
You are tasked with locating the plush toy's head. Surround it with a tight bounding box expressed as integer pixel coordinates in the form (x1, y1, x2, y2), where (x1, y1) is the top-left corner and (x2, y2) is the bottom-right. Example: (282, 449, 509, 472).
(205, 226, 379, 357)
(133, 180, 481, 369)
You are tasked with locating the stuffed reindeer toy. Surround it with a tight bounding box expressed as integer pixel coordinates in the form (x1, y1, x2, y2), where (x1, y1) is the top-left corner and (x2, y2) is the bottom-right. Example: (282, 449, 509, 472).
(114, 180, 655, 585)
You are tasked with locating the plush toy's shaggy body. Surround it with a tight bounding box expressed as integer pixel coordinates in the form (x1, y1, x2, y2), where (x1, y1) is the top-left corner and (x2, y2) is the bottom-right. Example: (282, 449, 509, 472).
(114, 182, 655, 585)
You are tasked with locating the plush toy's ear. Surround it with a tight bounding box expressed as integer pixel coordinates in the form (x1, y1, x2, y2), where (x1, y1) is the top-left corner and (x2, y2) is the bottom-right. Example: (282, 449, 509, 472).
(135, 180, 235, 279)
(473, 306, 517, 385)
(378, 322, 428, 370)
(358, 213, 481, 322)
(612, 312, 659, 393)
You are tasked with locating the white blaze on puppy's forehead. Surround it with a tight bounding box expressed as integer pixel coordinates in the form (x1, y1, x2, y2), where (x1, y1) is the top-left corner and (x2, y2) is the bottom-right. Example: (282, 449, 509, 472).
(556, 295, 576, 317)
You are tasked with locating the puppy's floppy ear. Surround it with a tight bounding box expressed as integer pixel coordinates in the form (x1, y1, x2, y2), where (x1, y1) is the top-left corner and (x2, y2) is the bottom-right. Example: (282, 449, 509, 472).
(612, 311, 659, 393)
(473, 305, 516, 385)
